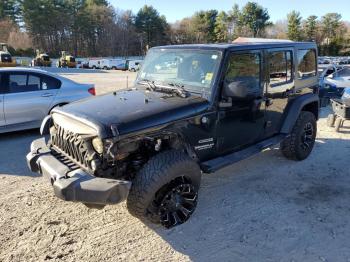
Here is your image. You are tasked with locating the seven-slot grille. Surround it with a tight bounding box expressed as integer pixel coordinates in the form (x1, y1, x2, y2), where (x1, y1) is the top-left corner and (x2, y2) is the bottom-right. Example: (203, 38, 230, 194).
(51, 124, 91, 169)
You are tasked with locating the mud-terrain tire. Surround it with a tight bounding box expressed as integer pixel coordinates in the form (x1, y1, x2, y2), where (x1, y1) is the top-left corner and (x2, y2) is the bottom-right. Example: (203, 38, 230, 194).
(280, 111, 317, 161)
(327, 114, 336, 127)
(334, 117, 342, 132)
(127, 150, 201, 228)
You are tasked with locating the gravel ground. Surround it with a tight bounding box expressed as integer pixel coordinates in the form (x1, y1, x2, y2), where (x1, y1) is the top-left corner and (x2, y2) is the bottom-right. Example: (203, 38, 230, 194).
(1, 71, 350, 262)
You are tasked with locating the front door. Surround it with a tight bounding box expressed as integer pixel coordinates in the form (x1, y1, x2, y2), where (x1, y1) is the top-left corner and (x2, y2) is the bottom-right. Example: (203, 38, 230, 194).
(264, 48, 294, 137)
(3, 72, 57, 127)
(216, 51, 266, 154)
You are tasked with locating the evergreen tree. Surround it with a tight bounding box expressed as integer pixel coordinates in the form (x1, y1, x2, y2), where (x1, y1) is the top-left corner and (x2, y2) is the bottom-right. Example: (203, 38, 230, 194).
(303, 15, 318, 41)
(287, 11, 303, 41)
(240, 2, 271, 37)
(135, 5, 169, 50)
(214, 11, 228, 42)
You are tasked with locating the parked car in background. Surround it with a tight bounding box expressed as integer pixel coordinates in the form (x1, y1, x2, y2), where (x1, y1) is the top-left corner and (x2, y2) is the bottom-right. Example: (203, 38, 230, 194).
(319, 64, 350, 105)
(77, 60, 89, 69)
(88, 59, 101, 69)
(115, 59, 128, 70)
(0, 68, 95, 133)
(128, 60, 143, 72)
(99, 59, 122, 70)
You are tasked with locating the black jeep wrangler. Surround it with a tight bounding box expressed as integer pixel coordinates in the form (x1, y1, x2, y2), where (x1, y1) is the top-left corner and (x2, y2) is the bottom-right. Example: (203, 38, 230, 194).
(27, 41, 319, 228)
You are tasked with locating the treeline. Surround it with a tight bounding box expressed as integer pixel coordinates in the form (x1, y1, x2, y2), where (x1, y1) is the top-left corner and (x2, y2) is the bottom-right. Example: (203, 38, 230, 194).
(0, 0, 350, 57)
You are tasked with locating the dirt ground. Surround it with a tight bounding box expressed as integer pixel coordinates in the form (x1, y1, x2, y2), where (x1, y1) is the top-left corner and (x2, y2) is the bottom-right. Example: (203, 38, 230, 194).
(1, 70, 350, 262)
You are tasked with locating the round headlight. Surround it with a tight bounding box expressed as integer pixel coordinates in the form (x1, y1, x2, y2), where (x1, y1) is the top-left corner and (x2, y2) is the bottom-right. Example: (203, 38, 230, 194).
(92, 138, 104, 154)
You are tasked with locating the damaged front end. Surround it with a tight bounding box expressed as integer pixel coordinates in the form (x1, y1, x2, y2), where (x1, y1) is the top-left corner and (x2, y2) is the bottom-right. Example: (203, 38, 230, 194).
(27, 113, 131, 208)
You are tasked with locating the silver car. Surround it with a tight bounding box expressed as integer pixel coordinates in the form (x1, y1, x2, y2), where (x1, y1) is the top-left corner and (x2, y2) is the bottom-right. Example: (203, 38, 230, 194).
(0, 67, 95, 133)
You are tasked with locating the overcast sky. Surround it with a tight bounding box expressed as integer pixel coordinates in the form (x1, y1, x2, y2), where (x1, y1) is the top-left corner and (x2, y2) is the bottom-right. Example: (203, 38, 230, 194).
(110, 0, 350, 23)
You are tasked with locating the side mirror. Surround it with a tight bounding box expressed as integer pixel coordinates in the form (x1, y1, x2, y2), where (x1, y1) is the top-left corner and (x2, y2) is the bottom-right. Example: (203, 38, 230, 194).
(328, 74, 334, 79)
(223, 77, 258, 99)
(223, 81, 248, 98)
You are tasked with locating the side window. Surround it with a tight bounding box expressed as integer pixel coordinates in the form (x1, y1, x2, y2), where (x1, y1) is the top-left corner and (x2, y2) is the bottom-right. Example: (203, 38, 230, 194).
(297, 49, 317, 79)
(27, 74, 41, 91)
(268, 51, 293, 86)
(224, 52, 261, 97)
(325, 68, 335, 76)
(9, 74, 28, 93)
(41, 75, 61, 90)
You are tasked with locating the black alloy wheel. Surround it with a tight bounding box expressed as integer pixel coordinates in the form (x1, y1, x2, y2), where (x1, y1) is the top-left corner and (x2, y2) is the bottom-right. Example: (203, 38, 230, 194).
(300, 122, 314, 151)
(157, 177, 198, 228)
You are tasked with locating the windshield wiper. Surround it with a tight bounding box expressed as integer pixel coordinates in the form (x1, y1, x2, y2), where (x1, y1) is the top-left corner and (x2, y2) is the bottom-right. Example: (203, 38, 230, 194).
(137, 79, 189, 98)
(164, 82, 189, 98)
(137, 79, 156, 91)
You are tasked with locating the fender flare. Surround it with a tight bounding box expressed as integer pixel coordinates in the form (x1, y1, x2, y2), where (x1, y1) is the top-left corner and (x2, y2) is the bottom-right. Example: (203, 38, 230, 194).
(280, 93, 319, 134)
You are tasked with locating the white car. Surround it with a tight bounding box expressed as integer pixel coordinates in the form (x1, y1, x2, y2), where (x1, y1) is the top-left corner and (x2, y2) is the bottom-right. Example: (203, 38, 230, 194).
(88, 59, 101, 69)
(0, 67, 95, 133)
(128, 60, 143, 72)
(100, 59, 123, 70)
(319, 64, 348, 87)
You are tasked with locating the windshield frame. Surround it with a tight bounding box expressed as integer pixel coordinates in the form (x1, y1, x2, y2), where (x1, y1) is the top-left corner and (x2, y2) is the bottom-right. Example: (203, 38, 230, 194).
(136, 47, 224, 100)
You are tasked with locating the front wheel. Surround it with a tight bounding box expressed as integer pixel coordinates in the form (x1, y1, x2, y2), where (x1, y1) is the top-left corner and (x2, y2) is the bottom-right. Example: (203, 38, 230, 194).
(280, 111, 317, 161)
(127, 150, 201, 228)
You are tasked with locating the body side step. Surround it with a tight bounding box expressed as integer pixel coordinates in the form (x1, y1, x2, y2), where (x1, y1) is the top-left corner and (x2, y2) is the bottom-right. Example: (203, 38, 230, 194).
(201, 134, 286, 173)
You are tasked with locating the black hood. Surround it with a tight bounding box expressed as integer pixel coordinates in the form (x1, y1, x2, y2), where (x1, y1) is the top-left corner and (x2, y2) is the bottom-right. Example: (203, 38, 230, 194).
(53, 88, 209, 138)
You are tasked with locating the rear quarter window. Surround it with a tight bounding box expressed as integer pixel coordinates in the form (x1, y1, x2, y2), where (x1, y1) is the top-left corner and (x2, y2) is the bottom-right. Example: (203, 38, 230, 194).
(297, 49, 317, 79)
(42, 75, 61, 90)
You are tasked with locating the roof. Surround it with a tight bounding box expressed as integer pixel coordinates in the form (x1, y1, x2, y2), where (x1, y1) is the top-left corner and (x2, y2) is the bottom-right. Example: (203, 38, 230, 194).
(0, 67, 59, 78)
(0, 67, 48, 73)
(154, 38, 316, 51)
(233, 37, 293, 43)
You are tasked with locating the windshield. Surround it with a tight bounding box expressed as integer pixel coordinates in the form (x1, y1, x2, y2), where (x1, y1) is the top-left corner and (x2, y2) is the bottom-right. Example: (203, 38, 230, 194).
(137, 48, 222, 97)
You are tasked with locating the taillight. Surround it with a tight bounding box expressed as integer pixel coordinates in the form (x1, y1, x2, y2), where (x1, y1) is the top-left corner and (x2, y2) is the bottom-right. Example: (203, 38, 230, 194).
(88, 87, 96, 96)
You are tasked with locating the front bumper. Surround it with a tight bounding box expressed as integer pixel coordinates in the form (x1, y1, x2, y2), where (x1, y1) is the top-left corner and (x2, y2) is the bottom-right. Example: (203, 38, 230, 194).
(26, 138, 131, 207)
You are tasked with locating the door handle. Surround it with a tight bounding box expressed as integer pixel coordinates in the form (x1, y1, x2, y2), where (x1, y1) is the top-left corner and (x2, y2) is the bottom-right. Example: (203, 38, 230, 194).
(41, 93, 53, 97)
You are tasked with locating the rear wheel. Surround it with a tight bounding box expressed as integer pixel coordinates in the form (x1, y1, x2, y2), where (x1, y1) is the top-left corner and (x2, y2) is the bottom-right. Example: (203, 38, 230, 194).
(327, 114, 336, 127)
(280, 111, 317, 161)
(127, 150, 201, 228)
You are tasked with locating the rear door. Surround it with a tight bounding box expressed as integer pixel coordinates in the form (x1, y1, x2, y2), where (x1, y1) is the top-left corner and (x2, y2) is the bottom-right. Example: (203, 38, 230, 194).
(264, 48, 294, 137)
(0, 73, 5, 127)
(3, 72, 58, 127)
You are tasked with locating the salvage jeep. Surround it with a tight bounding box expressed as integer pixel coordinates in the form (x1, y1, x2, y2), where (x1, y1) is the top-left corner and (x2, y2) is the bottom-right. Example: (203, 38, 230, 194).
(27, 40, 319, 228)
